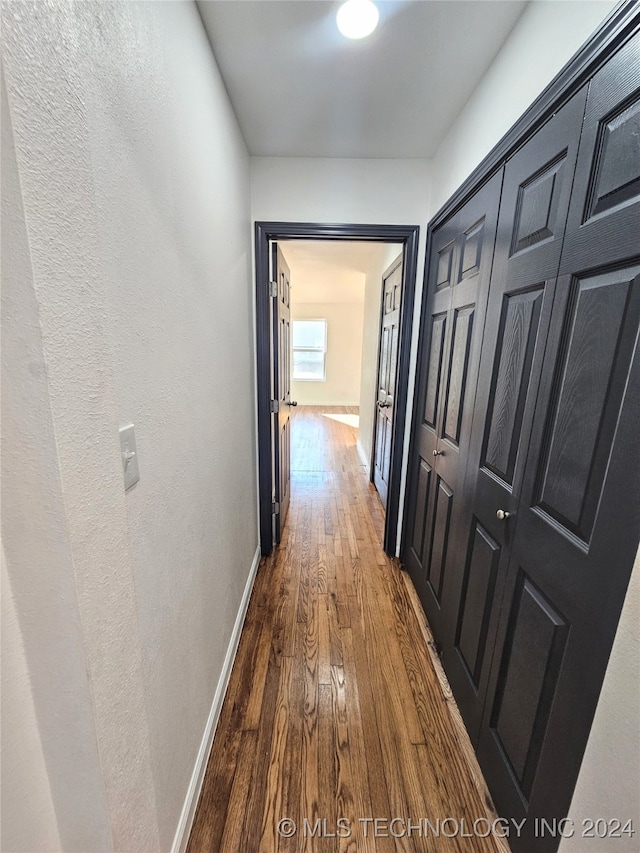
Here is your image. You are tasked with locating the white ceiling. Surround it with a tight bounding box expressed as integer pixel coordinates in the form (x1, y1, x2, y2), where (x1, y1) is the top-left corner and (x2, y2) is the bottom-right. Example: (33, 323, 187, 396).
(282, 239, 389, 273)
(197, 0, 528, 158)
(282, 240, 398, 303)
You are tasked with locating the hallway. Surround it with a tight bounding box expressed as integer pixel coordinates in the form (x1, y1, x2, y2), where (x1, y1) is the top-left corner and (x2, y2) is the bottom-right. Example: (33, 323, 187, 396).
(187, 407, 510, 852)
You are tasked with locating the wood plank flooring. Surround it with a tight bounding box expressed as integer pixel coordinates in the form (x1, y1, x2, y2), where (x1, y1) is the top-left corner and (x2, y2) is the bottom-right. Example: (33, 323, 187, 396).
(187, 407, 510, 853)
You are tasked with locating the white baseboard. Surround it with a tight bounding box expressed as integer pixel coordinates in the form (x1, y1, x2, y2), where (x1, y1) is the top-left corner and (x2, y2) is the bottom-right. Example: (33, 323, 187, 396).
(356, 440, 370, 473)
(171, 544, 261, 853)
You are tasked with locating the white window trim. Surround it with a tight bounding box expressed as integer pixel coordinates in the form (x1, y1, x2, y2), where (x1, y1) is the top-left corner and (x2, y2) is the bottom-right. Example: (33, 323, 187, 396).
(292, 319, 327, 382)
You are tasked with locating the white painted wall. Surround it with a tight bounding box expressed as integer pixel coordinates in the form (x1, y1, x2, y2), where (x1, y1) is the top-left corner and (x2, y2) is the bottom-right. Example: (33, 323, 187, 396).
(286, 259, 367, 305)
(1, 68, 114, 852)
(358, 244, 404, 472)
(1, 548, 62, 853)
(1, 3, 256, 852)
(290, 302, 365, 406)
(251, 156, 431, 226)
(430, 0, 618, 211)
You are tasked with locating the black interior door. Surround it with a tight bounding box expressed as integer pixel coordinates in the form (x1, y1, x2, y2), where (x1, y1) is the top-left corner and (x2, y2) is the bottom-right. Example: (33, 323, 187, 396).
(476, 35, 640, 851)
(404, 171, 502, 643)
(272, 242, 292, 543)
(440, 87, 588, 744)
(373, 254, 403, 508)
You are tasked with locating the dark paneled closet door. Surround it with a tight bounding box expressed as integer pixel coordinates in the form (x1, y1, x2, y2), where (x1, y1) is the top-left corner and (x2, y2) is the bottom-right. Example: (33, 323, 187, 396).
(477, 34, 640, 852)
(405, 171, 502, 642)
(440, 89, 588, 744)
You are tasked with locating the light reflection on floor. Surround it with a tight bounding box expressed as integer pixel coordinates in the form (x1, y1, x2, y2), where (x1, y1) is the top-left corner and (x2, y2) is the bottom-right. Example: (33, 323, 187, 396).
(322, 413, 359, 428)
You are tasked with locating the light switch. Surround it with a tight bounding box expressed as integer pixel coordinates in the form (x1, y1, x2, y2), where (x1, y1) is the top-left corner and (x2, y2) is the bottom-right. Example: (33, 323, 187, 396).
(119, 424, 140, 490)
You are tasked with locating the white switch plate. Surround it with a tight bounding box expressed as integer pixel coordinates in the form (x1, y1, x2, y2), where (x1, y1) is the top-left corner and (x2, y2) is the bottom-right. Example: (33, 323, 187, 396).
(119, 424, 140, 490)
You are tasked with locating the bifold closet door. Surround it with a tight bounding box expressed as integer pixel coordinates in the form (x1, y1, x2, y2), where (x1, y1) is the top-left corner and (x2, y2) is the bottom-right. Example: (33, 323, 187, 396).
(439, 88, 588, 744)
(404, 171, 502, 643)
(477, 33, 640, 852)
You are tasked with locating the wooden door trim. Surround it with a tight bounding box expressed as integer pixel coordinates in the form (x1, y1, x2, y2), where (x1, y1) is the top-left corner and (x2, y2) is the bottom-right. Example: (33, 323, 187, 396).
(401, 0, 640, 560)
(255, 222, 420, 556)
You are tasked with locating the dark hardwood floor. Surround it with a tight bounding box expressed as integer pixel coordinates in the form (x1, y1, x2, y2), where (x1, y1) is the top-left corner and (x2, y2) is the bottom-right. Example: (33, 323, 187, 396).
(187, 406, 509, 852)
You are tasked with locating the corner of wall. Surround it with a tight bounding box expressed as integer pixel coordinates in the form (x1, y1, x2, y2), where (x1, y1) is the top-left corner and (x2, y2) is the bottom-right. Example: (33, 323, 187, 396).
(559, 547, 640, 852)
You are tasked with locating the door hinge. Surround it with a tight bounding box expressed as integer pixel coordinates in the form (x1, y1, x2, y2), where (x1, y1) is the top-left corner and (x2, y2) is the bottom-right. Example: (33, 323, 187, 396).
(272, 501, 280, 515)
(269, 280, 278, 298)
(270, 399, 280, 414)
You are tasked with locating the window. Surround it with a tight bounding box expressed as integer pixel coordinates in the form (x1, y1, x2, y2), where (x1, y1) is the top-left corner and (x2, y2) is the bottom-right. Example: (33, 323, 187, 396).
(292, 319, 327, 381)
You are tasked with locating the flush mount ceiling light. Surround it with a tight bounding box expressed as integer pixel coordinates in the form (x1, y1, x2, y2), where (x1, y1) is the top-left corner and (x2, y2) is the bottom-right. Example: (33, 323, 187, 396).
(336, 0, 379, 40)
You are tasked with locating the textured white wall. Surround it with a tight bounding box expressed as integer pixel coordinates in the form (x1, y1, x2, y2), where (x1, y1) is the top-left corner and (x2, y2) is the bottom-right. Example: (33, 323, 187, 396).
(430, 0, 617, 211)
(1, 2, 256, 851)
(358, 245, 404, 473)
(1, 69, 115, 851)
(1, 549, 62, 853)
(290, 302, 365, 406)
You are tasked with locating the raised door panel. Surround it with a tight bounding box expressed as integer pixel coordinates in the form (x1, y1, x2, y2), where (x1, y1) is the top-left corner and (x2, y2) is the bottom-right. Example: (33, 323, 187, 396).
(522, 263, 640, 573)
(483, 287, 544, 485)
(410, 459, 433, 563)
(437, 241, 455, 289)
(378, 325, 390, 400)
(490, 572, 569, 804)
(562, 32, 640, 270)
(456, 520, 501, 690)
(510, 154, 567, 255)
(458, 219, 485, 281)
(374, 410, 384, 471)
(536, 267, 640, 542)
(585, 96, 640, 218)
(442, 305, 475, 447)
(426, 476, 454, 604)
(388, 322, 399, 406)
(423, 312, 447, 430)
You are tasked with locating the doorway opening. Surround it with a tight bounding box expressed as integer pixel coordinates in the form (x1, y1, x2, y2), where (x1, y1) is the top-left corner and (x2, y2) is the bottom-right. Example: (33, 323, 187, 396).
(255, 222, 420, 557)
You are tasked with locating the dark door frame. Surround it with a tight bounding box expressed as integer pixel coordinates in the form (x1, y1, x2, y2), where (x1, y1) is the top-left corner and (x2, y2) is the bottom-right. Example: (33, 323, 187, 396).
(255, 221, 420, 557)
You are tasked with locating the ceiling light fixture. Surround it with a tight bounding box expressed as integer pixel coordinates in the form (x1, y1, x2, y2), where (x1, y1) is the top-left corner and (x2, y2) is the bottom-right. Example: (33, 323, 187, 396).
(336, 0, 379, 40)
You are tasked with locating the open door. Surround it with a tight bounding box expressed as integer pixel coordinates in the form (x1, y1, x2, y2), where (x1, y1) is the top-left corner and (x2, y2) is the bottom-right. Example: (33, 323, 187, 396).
(372, 254, 403, 508)
(271, 242, 293, 544)
(256, 222, 419, 557)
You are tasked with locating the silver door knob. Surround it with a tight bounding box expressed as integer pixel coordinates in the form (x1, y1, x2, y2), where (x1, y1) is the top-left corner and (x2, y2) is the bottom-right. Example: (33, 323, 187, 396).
(377, 401, 390, 408)
(433, 449, 443, 457)
(288, 400, 298, 407)
(496, 509, 511, 520)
